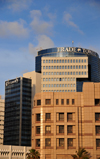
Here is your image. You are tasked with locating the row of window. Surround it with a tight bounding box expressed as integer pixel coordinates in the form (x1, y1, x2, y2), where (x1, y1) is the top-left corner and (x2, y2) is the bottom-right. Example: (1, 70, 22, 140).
(36, 113, 74, 121)
(36, 125, 74, 135)
(36, 138, 74, 148)
(43, 59, 87, 63)
(35, 138, 100, 149)
(43, 65, 87, 69)
(35, 99, 75, 106)
(42, 90, 75, 92)
(43, 77, 75, 81)
(35, 113, 100, 122)
(43, 71, 87, 75)
(43, 84, 75, 87)
(35, 125, 100, 135)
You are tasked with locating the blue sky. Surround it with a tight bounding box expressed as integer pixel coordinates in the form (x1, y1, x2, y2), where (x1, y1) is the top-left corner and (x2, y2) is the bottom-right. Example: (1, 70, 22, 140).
(0, 0, 100, 97)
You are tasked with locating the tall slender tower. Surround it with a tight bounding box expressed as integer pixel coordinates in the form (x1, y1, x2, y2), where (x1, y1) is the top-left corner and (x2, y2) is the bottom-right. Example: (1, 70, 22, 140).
(4, 77, 31, 146)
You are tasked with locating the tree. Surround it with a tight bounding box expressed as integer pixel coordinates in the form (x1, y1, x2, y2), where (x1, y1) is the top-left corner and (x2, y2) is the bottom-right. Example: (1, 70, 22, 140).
(72, 147, 91, 159)
(26, 149, 40, 159)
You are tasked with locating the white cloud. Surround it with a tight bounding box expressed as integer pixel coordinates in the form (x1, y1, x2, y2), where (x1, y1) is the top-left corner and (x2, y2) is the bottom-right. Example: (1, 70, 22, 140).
(30, 10, 53, 35)
(63, 13, 84, 35)
(30, 10, 42, 18)
(0, 20, 28, 38)
(29, 35, 54, 55)
(7, 0, 32, 12)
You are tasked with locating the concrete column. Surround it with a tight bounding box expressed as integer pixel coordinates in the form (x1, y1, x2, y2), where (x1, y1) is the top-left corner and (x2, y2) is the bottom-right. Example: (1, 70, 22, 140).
(24, 146, 26, 159)
(9, 145, 12, 159)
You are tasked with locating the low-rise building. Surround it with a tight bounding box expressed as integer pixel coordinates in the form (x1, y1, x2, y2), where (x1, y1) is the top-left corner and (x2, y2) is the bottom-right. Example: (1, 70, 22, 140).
(0, 145, 31, 159)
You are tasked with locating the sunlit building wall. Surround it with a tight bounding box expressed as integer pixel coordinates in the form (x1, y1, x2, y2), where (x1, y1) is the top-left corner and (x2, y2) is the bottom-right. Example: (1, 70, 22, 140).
(32, 82, 100, 159)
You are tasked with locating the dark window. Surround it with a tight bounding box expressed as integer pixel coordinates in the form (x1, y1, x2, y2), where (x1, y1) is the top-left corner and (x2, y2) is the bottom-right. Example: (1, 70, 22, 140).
(67, 113, 72, 121)
(45, 113, 51, 121)
(95, 113, 100, 121)
(36, 126, 40, 134)
(45, 126, 51, 134)
(45, 99, 51, 105)
(59, 138, 64, 147)
(95, 99, 100, 106)
(59, 113, 64, 121)
(45, 138, 51, 147)
(66, 99, 69, 105)
(72, 99, 75, 105)
(68, 138, 73, 147)
(61, 99, 64, 105)
(67, 125, 73, 134)
(96, 126, 100, 134)
(56, 99, 59, 105)
(96, 139, 100, 148)
(59, 125, 64, 133)
(36, 114, 40, 121)
(37, 100, 41, 106)
(36, 139, 40, 147)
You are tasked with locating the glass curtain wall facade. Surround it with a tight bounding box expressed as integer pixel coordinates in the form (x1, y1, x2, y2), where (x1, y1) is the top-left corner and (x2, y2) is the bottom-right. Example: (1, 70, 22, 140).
(35, 47, 100, 92)
(4, 77, 31, 146)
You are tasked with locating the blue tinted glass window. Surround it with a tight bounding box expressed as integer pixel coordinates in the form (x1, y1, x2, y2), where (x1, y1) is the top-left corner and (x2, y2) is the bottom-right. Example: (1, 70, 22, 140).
(84, 59, 86, 63)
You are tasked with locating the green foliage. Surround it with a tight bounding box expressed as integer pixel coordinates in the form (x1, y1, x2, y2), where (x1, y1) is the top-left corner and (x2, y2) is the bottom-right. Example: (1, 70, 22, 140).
(26, 149, 40, 159)
(71, 147, 91, 159)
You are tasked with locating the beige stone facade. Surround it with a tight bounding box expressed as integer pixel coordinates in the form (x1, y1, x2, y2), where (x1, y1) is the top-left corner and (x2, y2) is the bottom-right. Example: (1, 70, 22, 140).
(0, 95, 4, 145)
(41, 57, 88, 92)
(32, 82, 100, 159)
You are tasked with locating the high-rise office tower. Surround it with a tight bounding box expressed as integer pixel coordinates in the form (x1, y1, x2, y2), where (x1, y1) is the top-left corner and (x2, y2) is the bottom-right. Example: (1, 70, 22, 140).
(35, 47, 100, 92)
(0, 96, 4, 145)
(4, 77, 31, 146)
